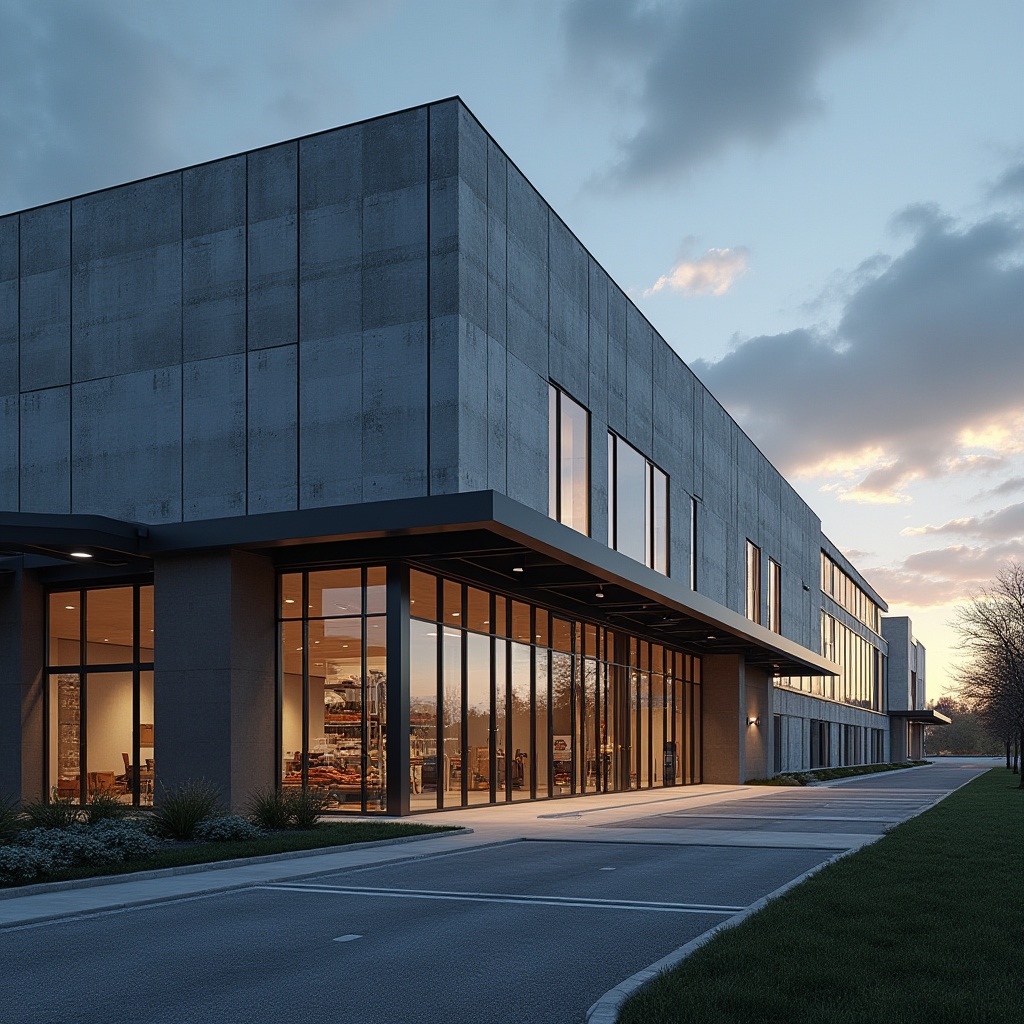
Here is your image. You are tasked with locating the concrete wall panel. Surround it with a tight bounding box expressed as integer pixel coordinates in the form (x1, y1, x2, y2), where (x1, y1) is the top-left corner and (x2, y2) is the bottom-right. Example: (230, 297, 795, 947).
(19, 204, 71, 391)
(71, 175, 182, 381)
(625, 304, 654, 452)
(548, 216, 588, 403)
(0, 395, 18, 509)
(505, 353, 548, 514)
(183, 157, 246, 361)
(299, 333, 363, 508)
(505, 166, 548, 377)
(487, 334, 507, 493)
(247, 345, 297, 513)
(183, 354, 246, 520)
(428, 314, 459, 495)
(0, 216, 18, 397)
(247, 143, 297, 350)
(606, 288, 627, 436)
(362, 321, 428, 500)
(20, 386, 70, 513)
(486, 141, 508, 348)
(72, 366, 182, 522)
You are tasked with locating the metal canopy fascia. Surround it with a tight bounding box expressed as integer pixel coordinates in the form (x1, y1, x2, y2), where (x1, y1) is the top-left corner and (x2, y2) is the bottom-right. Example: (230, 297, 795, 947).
(0, 492, 838, 677)
(889, 710, 952, 725)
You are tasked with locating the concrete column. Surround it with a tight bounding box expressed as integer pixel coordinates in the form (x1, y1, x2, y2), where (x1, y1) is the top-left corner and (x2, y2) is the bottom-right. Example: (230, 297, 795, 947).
(386, 563, 410, 816)
(701, 654, 745, 784)
(744, 666, 772, 780)
(154, 549, 276, 812)
(0, 565, 45, 802)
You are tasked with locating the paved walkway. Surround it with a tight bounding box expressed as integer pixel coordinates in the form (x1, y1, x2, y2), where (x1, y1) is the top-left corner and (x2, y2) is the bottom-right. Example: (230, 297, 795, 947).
(1, 757, 993, 932)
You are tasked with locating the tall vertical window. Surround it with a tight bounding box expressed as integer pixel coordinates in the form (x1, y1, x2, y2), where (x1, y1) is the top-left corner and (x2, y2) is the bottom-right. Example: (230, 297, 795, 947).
(767, 558, 781, 634)
(745, 540, 761, 624)
(607, 432, 669, 575)
(549, 384, 590, 535)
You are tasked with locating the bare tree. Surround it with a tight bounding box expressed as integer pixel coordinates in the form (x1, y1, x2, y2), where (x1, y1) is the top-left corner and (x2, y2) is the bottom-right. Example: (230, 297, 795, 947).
(953, 561, 1024, 786)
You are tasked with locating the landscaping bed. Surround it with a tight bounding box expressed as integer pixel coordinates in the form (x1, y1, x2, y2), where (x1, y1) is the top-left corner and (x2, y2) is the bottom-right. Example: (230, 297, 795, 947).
(746, 759, 931, 786)
(0, 783, 454, 889)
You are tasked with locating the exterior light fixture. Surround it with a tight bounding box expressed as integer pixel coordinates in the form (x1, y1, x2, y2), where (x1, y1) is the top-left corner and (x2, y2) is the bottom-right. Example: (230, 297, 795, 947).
(512, 565, 525, 573)
(595, 587, 605, 599)
(706, 634, 717, 641)
(747, 716, 761, 727)
(70, 551, 92, 559)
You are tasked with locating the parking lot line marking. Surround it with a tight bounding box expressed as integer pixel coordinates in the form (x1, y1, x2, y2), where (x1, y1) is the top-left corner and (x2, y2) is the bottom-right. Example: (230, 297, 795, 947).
(332, 934, 362, 943)
(256, 884, 745, 915)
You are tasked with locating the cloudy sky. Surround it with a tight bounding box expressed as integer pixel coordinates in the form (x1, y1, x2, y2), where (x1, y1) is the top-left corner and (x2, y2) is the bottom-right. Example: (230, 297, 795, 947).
(3, 0, 1022, 695)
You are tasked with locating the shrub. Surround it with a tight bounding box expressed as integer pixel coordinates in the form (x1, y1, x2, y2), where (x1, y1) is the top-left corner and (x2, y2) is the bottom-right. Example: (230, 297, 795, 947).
(287, 788, 327, 830)
(247, 788, 294, 831)
(21, 795, 81, 830)
(84, 790, 130, 825)
(150, 779, 222, 840)
(3, 820, 164, 884)
(0, 846, 52, 884)
(0, 794, 22, 843)
(194, 815, 265, 842)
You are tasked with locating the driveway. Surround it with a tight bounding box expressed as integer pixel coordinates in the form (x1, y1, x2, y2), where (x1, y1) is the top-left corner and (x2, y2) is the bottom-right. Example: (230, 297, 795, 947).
(0, 758, 995, 1023)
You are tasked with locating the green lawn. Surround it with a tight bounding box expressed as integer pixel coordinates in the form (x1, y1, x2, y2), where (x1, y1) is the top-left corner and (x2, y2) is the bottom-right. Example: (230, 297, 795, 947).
(620, 768, 1024, 1024)
(6, 821, 457, 888)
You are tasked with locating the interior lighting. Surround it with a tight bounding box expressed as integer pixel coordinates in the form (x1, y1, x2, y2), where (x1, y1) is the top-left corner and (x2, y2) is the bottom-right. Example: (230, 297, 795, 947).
(595, 587, 605, 599)
(707, 634, 717, 641)
(512, 565, 525, 573)
(70, 551, 92, 559)
(284, 599, 295, 604)
(64, 605, 75, 610)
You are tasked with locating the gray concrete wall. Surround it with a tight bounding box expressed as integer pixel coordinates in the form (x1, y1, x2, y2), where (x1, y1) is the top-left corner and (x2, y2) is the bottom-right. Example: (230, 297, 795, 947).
(1, 98, 826, 651)
(0, 567, 44, 802)
(153, 549, 276, 811)
(882, 616, 912, 711)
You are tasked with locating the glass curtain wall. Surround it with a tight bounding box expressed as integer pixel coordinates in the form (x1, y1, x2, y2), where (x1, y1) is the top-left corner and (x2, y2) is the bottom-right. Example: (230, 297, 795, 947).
(406, 568, 702, 811)
(279, 567, 387, 813)
(47, 584, 155, 806)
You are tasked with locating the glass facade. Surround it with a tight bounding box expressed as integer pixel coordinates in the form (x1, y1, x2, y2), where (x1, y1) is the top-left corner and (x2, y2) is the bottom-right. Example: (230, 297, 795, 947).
(405, 569, 702, 811)
(821, 552, 882, 633)
(279, 567, 388, 812)
(46, 584, 155, 806)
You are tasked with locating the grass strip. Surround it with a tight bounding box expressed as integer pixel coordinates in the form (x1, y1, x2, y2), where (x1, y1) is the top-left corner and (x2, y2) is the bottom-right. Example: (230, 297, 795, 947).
(4, 821, 456, 888)
(619, 767, 1024, 1024)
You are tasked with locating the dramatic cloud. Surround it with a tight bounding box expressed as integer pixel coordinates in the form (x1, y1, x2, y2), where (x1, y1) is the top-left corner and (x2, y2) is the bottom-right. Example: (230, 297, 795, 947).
(0, 0, 203, 211)
(903, 502, 1024, 541)
(643, 247, 749, 297)
(864, 540, 1024, 608)
(693, 199, 1024, 497)
(563, 0, 893, 184)
(990, 161, 1024, 200)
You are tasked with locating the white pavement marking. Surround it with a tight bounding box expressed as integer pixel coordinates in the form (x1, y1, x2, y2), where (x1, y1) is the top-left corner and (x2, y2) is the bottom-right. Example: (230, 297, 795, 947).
(332, 933, 362, 943)
(256, 884, 746, 915)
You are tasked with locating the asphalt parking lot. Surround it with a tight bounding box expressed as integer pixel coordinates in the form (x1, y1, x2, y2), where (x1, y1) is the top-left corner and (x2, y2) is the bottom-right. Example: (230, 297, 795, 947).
(0, 759, 996, 1024)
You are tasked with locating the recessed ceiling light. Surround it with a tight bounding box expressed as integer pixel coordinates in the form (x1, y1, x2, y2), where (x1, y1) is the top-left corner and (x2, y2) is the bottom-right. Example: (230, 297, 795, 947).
(70, 551, 92, 559)
(65, 605, 75, 610)
(284, 599, 295, 604)
(451, 612, 460, 617)
(512, 565, 524, 573)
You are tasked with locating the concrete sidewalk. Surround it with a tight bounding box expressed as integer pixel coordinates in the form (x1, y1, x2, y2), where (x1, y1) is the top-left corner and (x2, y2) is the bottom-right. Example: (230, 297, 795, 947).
(0, 759, 994, 931)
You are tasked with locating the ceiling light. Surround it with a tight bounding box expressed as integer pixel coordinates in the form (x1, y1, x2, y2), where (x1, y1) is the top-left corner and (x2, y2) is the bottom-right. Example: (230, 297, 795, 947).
(512, 565, 525, 573)
(65, 605, 75, 610)
(707, 634, 717, 641)
(595, 587, 605, 599)
(284, 599, 295, 604)
(70, 551, 92, 559)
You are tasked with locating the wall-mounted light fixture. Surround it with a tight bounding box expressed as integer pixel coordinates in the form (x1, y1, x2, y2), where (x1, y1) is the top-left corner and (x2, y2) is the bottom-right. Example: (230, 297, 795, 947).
(747, 716, 761, 727)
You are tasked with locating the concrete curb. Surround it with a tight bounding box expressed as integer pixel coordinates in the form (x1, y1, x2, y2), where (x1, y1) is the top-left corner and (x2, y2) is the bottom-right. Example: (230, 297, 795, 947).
(583, 846, 857, 1024)
(583, 764, 991, 1023)
(0, 827, 473, 903)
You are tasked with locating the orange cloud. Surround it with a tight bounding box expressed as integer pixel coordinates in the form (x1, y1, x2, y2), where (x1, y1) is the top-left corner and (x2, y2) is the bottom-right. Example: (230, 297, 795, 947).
(643, 247, 749, 297)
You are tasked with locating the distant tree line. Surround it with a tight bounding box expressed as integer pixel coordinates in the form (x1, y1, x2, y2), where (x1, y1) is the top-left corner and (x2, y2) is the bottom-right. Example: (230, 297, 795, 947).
(925, 696, 1003, 757)
(951, 561, 1024, 785)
